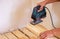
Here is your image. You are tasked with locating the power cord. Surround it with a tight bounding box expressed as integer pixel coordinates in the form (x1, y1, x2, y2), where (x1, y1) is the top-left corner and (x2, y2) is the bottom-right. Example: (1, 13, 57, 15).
(45, 7, 56, 29)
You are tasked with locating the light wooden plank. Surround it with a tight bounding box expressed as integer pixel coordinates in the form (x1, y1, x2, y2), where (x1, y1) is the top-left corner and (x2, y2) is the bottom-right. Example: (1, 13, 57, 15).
(20, 28, 37, 39)
(12, 30, 29, 39)
(36, 24, 48, 30)
(35, 24, 47, 32)
(26, 24, 41, 36)
(26, 24, 47, 36)
(0, 34, 8, 39)
(5, 32, 18, 39)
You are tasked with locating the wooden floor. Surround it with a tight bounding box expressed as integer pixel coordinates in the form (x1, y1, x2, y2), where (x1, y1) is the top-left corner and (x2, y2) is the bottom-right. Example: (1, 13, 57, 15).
(0, 23, 47, 39)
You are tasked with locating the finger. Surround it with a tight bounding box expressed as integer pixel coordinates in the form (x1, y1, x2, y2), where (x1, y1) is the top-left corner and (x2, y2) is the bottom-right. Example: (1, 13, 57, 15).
(38, 6, 43, 12)
(40, 33, 47, 39)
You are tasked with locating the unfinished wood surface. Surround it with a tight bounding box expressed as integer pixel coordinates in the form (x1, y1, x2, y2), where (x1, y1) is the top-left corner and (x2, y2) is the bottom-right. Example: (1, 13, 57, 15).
(36, 24, 47, 30)
(0, 34, 8, 39)
(0, 24, 47, 39)
(12, 30, 29, 39)
(35, 24, 47, 32)
(26, 24, 47, 36)
(20, 28, 37, 39)
(4, 32, 18, 39)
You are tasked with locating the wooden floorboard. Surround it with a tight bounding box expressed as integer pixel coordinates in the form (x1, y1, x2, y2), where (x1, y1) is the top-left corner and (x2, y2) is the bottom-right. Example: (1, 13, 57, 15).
(0, 24, 47, 39)
(0, 34, 8, 39)
(12, 30, 29, 39)
(4, 32, 18, 39)
(20, 28, 37, 39)
(26, 24, 47, 36)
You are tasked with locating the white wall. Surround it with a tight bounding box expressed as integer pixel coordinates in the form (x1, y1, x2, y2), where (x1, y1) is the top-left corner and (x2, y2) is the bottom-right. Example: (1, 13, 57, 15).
(0, 0, 32, 34)
(52, 2, 60, 28)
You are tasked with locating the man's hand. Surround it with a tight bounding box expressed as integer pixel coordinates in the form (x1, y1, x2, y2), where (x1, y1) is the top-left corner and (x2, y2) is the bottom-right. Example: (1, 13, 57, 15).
(37, 1, 46, 12)
(39, 28, 60, 39)
(37, 0, 60, 12)
(39, 30, 54, 39)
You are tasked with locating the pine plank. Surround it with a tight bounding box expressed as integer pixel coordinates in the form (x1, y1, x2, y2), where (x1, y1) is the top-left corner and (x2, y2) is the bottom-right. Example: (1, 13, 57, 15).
(0, 34, 8, 39)
(12, 30, 29, 39)
(26, 24, 47, 36)
(20, 28, 37, 39)
(5, 32, 18, 39)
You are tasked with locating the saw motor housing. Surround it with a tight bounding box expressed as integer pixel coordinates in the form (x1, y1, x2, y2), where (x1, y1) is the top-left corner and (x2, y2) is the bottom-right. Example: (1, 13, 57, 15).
(31, 5, 46, 21)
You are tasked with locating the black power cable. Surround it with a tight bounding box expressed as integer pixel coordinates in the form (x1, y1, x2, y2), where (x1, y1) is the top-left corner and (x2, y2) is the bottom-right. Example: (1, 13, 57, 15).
(45, 7, 56, 29)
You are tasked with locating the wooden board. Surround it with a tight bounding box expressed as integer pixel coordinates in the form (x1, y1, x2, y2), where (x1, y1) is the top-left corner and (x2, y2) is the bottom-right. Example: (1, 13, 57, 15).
(26, 24, 47, 36)
(0, 24, 47, 39)
(0, 34, 8, 39)
(20, 28, 37, 39)
(5, 32, 18, 39)
(35, 24, 47, 33)
(12, 30, 29, 39)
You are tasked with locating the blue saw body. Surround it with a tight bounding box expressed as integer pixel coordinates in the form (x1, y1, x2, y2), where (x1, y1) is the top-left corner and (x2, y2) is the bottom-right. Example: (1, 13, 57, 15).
(31, 5, 46, 20)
